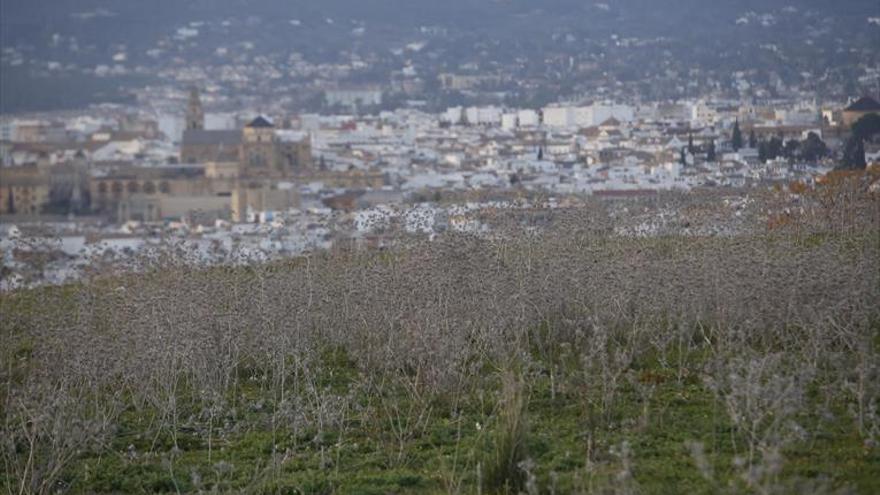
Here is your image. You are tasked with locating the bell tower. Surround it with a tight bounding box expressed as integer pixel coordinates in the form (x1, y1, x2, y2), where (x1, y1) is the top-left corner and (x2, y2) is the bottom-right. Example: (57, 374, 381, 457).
(185, 87, 205, 131)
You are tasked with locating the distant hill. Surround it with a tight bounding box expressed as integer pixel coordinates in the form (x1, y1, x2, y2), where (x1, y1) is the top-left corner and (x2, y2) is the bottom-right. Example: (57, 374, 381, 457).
(2, 0, 878, 112)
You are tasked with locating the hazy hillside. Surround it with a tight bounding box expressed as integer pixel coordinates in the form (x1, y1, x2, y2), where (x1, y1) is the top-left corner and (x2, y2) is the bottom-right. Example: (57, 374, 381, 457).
(2, 0, 878, 113)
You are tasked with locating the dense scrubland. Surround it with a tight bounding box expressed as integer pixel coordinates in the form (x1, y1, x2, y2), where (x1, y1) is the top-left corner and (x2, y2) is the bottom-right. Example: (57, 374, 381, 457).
(2, 180, 879, 494)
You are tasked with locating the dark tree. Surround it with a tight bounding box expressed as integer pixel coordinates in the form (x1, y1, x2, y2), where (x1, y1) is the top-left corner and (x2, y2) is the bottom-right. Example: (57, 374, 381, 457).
(851, 114, 880, 141)
(537, 147, 544, 161)
(748, 130, 757, 149)
(840, 137, 866, 170)
(767, 137, 783, 161)
(688, 133, 695, 154)
(732, 120, 743, 151)
(783, 139, 800, 162)
(6, 186, 14, 214)
(680, 147, 687, 166)
(707, 139, 716, 162)
(800, 132, 828, 163)
(757, 138, 783, 163)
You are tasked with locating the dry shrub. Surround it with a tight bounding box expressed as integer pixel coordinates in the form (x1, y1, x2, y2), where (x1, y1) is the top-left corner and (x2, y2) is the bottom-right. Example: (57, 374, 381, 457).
(0, 190, 878, 491)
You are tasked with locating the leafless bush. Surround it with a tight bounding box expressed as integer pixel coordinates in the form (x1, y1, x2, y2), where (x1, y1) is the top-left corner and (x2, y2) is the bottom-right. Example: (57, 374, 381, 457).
(704, 353, 813, 484)
(2, 381, 121, 495)
(0, 190, 878, 492)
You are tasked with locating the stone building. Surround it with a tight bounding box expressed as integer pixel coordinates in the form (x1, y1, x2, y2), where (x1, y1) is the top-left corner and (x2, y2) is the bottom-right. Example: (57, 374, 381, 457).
(180, 89, 242, 163)
(230, 183, 299, 223)
(240, 116, 278, 174)
(185, 87, 205, 131)
(83, 89, 313, 223)
(0, 166, 50, 215)
(179, 88, 312, 176)
(89, 164, 230, 219)
(46, 154, 91, 214)
(0, 156, 92, 216)
(180, 129, 242, 164)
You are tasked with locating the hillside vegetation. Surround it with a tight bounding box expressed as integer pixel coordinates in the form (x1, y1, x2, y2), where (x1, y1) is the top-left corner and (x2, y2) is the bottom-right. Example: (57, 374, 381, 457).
(2, 185, 879, 494)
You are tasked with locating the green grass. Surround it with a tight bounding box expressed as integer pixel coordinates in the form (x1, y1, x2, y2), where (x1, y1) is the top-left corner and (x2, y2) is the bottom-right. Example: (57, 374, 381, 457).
(13, 343, 868, 494)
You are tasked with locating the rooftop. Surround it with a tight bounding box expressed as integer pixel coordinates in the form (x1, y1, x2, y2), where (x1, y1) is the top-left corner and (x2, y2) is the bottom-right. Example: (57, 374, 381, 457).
(182, 129, 242, 146)
(844, 96, 880, 112)
(246, 116, 275, 129)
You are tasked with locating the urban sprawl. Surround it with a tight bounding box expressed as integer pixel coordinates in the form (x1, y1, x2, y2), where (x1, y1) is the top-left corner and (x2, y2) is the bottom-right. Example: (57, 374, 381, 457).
(1, 88, 879, 288)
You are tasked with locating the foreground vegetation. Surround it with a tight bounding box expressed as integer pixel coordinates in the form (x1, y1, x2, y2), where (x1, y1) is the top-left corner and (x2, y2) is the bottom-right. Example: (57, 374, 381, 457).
(2, 188, 879, 494)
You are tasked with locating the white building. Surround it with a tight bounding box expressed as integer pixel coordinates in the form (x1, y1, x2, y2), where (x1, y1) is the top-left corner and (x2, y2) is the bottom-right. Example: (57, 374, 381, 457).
(517, 109, 540, 127)
(777, 109, 818, 126)
(465, 106, 503, 126)
(0, 119, 15, 142)
(325, 88, 383, 108)
(572, 106, 594, 127)
(591, 103, 634, 125)
(866, 144, 880, 164)
(542, 106, 573, 128)
(443, 107, 464, 124)
(501, 113, 518, 130)
(544, 103, 633, 128)
(690, 101, 717, 126)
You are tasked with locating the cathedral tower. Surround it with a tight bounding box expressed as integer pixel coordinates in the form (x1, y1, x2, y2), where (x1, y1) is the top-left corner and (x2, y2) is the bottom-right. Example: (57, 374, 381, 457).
(185, 87, 205, 131)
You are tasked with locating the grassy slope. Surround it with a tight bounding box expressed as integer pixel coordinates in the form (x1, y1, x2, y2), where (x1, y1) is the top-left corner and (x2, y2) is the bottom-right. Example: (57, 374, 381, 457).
(2, 231, 878, 494)
(53, 332, 880, 494)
